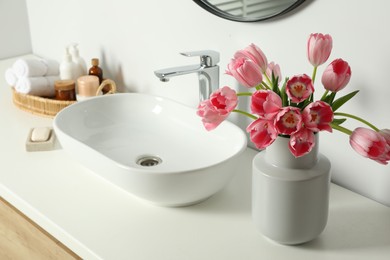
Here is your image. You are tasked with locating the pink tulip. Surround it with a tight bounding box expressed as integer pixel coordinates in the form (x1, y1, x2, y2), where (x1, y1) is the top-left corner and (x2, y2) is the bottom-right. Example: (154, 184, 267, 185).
(302, 101, 334, 132)
(197, 86, 238, 131)
(289, 128, 316, 157)
(286, 74, 314, 103)
(349, 127, 390, 165)
(226, 57, 263, 88)
(266, 62, 282, 83)
(234, 43, 268, 73)
(250, 90, 282, 119)
(246, 118, 278, 149)
(379, 129, 390, 145)
(307, 33, 333, 67)
(321, 58, 351, 92)
(274, 106, 303, 135)
(379, 129, 390, 162)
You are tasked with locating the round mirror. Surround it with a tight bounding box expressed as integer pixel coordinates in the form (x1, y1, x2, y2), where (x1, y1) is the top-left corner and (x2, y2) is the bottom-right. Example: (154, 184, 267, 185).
(193, 0, 306, 22)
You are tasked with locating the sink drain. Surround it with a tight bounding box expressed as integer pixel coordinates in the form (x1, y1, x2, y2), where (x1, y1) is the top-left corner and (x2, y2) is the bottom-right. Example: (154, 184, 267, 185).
(136, 155, 162, 167)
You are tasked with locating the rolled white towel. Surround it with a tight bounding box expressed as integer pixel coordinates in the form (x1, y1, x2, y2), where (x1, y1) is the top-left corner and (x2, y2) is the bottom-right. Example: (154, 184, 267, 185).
(12, 58, 59, 78)
(4, 68, 18, 86)
(40, 59, 60, 76)
(15, 76, 59, 97)
(13, 59, 47, 78)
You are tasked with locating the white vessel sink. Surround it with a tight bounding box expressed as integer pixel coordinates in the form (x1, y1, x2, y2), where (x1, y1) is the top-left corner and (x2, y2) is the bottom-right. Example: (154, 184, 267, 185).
(53, 93, 247, 206)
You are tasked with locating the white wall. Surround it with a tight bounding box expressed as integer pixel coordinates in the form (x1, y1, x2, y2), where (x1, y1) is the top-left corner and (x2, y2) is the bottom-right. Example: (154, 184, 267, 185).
(0, 0, 31, 59)
(25, 0, 390, 205)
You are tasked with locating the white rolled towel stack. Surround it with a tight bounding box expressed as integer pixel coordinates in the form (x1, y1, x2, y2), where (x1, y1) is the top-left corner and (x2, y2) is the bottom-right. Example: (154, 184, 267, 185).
(16, 76, 59, 97)
(4, 68, 18, 86)
(5, 58, 60, 97)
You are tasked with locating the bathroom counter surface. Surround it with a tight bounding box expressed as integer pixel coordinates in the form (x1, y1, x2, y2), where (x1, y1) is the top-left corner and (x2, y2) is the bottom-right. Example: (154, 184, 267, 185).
(1, 55, 390, 260)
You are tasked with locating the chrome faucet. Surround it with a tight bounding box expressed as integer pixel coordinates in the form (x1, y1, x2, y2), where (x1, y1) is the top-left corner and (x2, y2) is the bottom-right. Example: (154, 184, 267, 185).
(154, 50, 220, 102)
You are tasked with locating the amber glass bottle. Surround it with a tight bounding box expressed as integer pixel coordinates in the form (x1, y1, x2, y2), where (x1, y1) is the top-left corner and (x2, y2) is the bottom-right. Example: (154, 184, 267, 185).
(88, 58, 103, 84)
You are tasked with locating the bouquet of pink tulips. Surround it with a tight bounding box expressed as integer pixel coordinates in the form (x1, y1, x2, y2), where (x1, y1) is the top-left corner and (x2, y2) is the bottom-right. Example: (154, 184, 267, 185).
(197, 33, 390, 165)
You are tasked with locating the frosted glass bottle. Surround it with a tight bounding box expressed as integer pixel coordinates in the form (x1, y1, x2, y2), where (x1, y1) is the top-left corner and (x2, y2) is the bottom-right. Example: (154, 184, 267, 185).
(69, 43, 87, 79)
(59, 47, 77, 80)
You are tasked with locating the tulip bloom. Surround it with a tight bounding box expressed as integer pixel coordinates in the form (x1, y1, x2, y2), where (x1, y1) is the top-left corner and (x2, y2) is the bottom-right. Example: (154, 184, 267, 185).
(302, 101, 334, 132)
(321, 58, 351, 92)
(246, 118, 278, 149)
(307, 33, 333, 67)
(226, 57, 263, 88)
(234, 43, 268, 73)
(197, 86, 238, 131)
(286, 74, 314, 103)
(379, 129, 390, 145)
(379, 129, 390, 162)
(274, 106, 303, 135)
(266, 62, 282, 83)
(289, 128, 316, 157)
(349, 127, 390, 165)
(250, 90, 282, 119)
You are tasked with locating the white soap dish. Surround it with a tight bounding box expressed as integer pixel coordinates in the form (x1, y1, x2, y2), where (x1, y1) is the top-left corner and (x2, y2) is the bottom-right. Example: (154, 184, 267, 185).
(26, 127, 56, 152)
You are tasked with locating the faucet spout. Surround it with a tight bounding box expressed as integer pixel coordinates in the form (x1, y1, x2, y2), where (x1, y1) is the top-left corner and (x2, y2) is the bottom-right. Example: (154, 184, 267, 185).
(154, 64, 204, 82)
(154, 50, 220, 102)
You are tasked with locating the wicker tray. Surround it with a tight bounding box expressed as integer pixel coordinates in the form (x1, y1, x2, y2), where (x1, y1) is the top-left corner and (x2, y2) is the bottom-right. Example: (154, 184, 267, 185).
(11, 79, 116, 118)
(12, 88, 76, 118)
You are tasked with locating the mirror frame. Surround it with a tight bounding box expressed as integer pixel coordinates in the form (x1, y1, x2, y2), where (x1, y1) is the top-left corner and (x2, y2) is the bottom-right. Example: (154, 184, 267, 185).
(193, 0, 306, 22)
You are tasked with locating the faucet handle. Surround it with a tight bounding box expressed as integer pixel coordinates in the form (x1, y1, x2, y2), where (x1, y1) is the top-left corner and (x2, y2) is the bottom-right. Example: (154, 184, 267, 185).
(180, 50, 220, 67)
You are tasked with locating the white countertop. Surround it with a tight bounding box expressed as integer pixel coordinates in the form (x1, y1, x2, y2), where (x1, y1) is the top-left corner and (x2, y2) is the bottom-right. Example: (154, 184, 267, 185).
(1, 55, 390, 260)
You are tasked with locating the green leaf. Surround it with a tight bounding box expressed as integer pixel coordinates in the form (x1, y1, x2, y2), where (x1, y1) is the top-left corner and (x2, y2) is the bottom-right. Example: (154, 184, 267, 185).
(322, 94, 331, 103)
(332, 118, 347, 125)
(271, 72, 280, 95)
(301, 98, 312, 110)
(331, 90, 359, 112)
(323, 92, 336, 105)
(329, 92, 337, 104)
(280, 78, 288, 107)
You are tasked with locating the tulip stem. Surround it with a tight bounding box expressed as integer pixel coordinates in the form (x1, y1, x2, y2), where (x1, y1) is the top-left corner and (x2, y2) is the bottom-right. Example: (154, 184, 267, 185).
(312, 66, 318, 83)
(237, 92, 252, 96)
(261, 81, 271, 90)
(264, 72, 272, 86)
(233, 109, 258, 120)
(321, 90, 329, 101)
(331, 123, 353, 135)
(334, 112, 380, 132)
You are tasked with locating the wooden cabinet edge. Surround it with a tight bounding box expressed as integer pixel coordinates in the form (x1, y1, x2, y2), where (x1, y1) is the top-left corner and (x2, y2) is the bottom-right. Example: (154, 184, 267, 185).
(0, 197, 82, 260)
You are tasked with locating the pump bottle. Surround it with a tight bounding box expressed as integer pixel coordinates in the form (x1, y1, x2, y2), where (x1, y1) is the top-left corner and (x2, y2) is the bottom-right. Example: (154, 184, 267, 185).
(59, 47, 77, 80)
(69, 43, 87, 79)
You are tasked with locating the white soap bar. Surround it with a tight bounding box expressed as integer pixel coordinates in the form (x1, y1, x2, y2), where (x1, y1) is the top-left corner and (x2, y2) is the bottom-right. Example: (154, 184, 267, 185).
(26, 127, 56, 152)
(31, 127, 51, 142)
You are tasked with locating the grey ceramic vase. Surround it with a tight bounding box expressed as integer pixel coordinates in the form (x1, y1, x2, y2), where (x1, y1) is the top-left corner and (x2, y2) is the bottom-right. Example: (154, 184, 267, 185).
(252, 135, 331, 245)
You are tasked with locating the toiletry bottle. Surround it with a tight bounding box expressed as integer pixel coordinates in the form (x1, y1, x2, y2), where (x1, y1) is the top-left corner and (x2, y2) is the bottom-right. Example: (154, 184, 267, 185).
(59, 47, 77, 80)
(69, 43, 87, 78)
(76, 75, 100, 101)
(88, 58, 103, 84)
